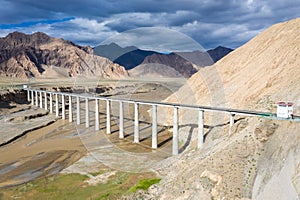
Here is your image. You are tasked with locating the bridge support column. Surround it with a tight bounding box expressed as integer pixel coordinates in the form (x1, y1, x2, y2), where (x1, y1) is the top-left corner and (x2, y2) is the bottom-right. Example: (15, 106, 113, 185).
(106, 100, 111, 134)
(35, 91, 38, 107)
(69, 95, 72, 122)
(134, 102, 139, 143)
(39, 91, 43, 108)
(172, 106, 179, 155)
(230, 113, 235, 128)
(49, 93, 53, 113)
(198, 110, 204, 149)
(85, 98, 89, 128)
(119, 101, 124, 138)
(44, 92, 47, 110)
(76, 96, 80, 125)
(152, 105, 157, 149)
(62, 94, 65, 119)
(55, 93, 59, 117)
(31, 90, 34, 105)
(27, 89, 30, 102)
(95, 99, 99, 131)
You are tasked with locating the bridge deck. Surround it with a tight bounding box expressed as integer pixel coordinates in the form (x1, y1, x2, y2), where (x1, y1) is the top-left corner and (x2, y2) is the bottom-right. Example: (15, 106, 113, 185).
(26, 88, 300, 122)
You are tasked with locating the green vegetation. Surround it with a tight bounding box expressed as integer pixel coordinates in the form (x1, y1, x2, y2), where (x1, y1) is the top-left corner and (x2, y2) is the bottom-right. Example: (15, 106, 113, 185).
(89, 170, 105, 177)
(0, 171, 159, 200)
(129, 178, 161, 193)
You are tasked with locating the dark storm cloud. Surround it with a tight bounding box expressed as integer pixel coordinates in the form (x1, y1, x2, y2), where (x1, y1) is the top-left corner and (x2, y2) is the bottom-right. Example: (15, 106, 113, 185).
(0, 0, 299, 49)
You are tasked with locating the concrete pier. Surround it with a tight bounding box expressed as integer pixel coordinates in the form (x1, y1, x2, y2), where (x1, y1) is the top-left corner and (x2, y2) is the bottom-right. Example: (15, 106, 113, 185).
(39, 91, 43, 108)
(173, 106, 179, 155)
(119, 101, 124, 138)
(152, 105, 158, 149)
(76, 96, 80, 125)
(27, 89, 30, 102)
(198, 110, 204, 149)
(49, 93, 53, 113)
(31, 90, 34, 105)
(69, 95, 72, 122)
(62, 95, 65, 120)
(106, 100, 111, 134)
(85, 98, 89, 128)
(55, 93, 59, 117)
(95, 99, 99, 130)
(134, 102, 139, 143)
(35, 91, 38, 107)
(44, 92, 47, 110)
(230, 113, 235, 128)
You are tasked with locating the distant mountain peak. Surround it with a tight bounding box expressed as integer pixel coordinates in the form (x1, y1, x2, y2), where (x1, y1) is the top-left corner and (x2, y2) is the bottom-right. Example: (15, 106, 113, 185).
(103, 42, 120, 48)
(5, 31, 51, 40)
(93, 42, 138, 61)
(214, 45, 228, 49)
(1, 31, 54, 49)
(207, 46, 234, 62)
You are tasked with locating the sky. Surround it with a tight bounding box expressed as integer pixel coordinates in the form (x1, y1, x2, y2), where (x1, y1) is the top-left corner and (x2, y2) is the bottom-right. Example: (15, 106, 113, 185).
(0, 0, 299, 50)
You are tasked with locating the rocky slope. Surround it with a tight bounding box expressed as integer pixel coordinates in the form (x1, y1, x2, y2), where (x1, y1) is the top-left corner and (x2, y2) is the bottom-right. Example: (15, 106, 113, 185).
(114, 49, 157, 70)
(174, 46, 233, 67)
(0, 32, 128, 78)
(129, 52, 199, 78)
(174, 50, 214, 67)
(143, 18, 300, 199)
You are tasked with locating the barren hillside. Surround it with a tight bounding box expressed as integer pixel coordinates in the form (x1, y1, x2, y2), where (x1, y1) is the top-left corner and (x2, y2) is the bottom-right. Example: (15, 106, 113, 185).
(162, 17, 300, 123)
(0, 32, 128, 79)
(141, 18, 300, 200)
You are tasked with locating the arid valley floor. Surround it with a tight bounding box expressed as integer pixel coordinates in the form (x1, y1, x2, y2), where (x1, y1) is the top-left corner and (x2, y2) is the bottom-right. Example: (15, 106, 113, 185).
(0, 77, 187, 199)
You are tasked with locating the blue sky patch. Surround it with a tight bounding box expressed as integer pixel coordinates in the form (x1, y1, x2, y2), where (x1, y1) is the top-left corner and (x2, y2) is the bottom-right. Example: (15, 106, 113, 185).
(0, 17, 75, 29)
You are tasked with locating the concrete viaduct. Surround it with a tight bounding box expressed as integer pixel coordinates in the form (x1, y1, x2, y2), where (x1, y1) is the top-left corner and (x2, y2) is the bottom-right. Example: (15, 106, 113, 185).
(24, 87, 299, 155)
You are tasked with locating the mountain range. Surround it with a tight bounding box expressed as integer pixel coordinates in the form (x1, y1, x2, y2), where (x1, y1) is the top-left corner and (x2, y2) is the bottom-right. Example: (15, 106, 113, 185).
(0, 32, 128, 78)
(0, 31, 232, 79)
(94, 43, 232, 78)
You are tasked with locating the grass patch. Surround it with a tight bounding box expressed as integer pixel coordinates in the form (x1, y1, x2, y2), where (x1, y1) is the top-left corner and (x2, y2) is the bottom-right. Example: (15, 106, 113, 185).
(129, 178, 161, 193)
(0, 172, 159, 200)
(89, 170, 105, 177)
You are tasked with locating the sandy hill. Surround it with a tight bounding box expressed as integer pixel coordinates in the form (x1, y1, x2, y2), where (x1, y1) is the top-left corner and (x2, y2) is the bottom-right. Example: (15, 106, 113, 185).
(165, 18, 300, 113)
(140, 18, 300, 200)
(0, 32, 128, 79)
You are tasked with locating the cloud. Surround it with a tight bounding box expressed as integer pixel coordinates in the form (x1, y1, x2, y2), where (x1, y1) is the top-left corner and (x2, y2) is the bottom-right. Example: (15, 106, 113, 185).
(101, 27, 205, 52)
(0, 0, 299, 49)
(0, 17, 117, 47)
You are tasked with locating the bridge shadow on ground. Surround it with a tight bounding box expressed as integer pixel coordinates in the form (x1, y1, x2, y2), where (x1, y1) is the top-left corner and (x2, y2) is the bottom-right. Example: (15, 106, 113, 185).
(178, 117, 246, 153)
